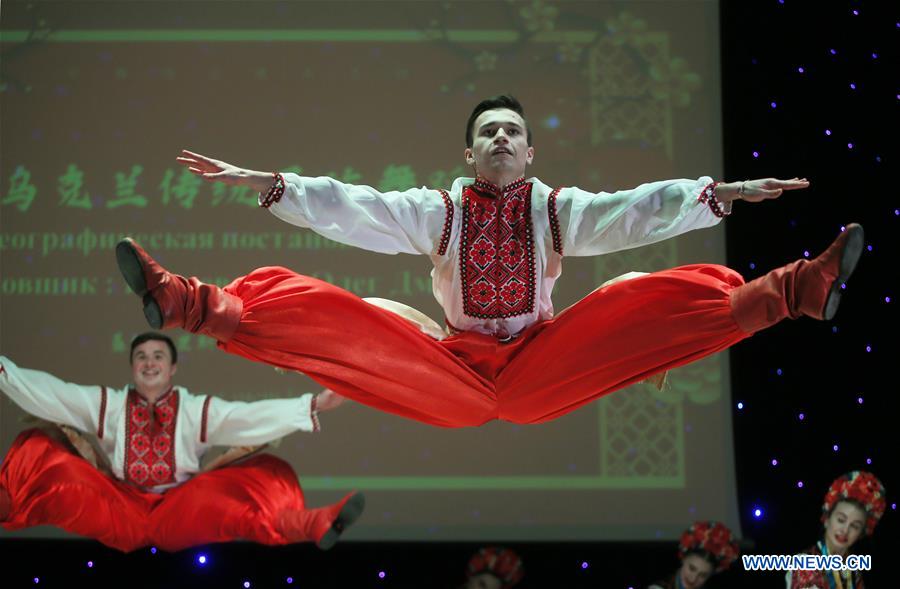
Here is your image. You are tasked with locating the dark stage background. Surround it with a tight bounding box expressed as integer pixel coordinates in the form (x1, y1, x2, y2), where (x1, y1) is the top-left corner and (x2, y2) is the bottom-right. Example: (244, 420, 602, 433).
(1, 1, 896, 587)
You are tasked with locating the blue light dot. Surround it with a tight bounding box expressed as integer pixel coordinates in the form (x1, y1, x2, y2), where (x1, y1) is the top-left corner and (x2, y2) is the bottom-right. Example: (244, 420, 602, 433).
(833, 444, 839, 452)
(866, 458, 872, 465)
(379, 571, 386, 579)
(803, 250, 810, 258)
(34, 579, 39, 585)
(866, 245, 873, 251)
(150, 547, 157, 554)
(895, 209, 899, 216)
(865, 345, 872, 352)
(798, 66, 805, 73)
(287, 578, 293, 585)
(749, 262, 756, 270)
(875, 156, 881, 162)
(799, 413, 805, 421)
(893, 503, 897, 510)
(797, 481, 804, 488)
(852, 9, 858, 15)
(850, 83, 857, 90)
(198, 555, 207, 565)
(737, 401, 744, 410)
(848, 143, 854, 149)
(841, 283, 847, 290)
(872, 52, 878, 59)
(886, 296, 891, 303)
(858, 396, 864, 404)
(581, 561, 589, 569)
(770, 101, 777, 108)
(244, 582, 250, 589)
(753, 507, 763, 518)
(776, 368, 783, 376)
(832, 326, 839, 333)
(771, 458, 778, 466)
(830, 48, 837, 55)
(87, 561, 93, 568)
(825, 129, 832, 136)
(752, 151, 759, 158)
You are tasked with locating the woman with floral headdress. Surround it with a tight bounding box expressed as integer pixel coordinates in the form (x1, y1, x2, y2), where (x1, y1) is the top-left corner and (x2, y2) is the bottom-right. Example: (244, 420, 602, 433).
(787, 470, 886, 589)
(648, 521, 739, 589)
(460, 546, 524, 589)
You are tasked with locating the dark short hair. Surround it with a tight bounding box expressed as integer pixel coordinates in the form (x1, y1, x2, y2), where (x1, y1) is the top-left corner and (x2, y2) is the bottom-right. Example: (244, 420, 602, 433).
(130, 332, 177, 364)
(465, 94, 532, 148)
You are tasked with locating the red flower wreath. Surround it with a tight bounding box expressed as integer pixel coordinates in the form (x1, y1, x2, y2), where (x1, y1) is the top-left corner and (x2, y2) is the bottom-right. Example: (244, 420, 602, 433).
(678, 521, 739, 572)
(821, 470, 887, 536)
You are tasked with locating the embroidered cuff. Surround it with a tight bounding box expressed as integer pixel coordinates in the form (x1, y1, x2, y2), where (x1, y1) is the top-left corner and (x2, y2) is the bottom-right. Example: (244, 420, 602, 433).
(259, 172, 286, 209)
(697, 181, 731, 218)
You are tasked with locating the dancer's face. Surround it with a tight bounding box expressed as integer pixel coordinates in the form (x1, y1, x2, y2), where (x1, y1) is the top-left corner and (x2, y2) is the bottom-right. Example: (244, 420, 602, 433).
(678, 553, 713, 589)
(464, 108, 534, 183)
(465, 573, 502, 589)
(824, 500, 866, 555)
(131, 340, 177, 396)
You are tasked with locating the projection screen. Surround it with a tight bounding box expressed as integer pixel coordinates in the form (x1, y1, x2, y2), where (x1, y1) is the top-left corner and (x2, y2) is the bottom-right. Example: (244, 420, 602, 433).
(0, 0, 740, 541)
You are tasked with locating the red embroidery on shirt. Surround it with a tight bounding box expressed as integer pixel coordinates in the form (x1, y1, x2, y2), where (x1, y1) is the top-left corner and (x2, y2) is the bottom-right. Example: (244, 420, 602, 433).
(548, 187, 564, 255)
(124, 388, 178, 487)
(201, 395, 212, 443)
(460, 180, 536, 319)
(436, 189, 453, 256)
(97, 386, 107, 439)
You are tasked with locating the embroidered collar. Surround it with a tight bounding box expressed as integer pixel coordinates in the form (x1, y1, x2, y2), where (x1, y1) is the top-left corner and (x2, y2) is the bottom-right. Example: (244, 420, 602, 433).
(472, 176, 527, 198)
(132, 386, 175, 406)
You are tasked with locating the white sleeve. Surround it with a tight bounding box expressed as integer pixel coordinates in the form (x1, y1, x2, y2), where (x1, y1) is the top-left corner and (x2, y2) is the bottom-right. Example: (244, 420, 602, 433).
(0, 356, 105, 434)
(201, 393, 319, 446)
(554, 176, 728, 257)
(265, 173, 453, 255)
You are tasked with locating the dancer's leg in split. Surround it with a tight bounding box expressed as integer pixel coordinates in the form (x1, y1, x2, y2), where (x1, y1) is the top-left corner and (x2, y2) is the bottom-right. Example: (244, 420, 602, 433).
(0, 429, 154, 552)
(116, 239, 496, 428)
(148, 454, 363, 551)
(497, 224, 864, 424)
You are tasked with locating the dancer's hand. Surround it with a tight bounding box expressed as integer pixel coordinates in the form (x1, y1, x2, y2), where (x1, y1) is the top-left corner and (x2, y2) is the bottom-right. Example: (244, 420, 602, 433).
(716, 177, 809, 203)
(316, 388, 348, 412)
(176, 149, 273, 193)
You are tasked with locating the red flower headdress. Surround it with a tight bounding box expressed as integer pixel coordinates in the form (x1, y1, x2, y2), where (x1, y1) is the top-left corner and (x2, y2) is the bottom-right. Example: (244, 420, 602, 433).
(466, 546, 524, 589)
(678, 521, 739, 573)
(821, 470, 887, 535)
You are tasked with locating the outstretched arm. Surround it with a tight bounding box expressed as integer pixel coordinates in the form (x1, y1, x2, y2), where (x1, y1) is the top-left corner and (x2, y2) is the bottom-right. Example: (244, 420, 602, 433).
(0, 356, 106, 434)
(558, 176, 810, 257)
(176, 149, 452, 255)
(201, 388, 347, 446)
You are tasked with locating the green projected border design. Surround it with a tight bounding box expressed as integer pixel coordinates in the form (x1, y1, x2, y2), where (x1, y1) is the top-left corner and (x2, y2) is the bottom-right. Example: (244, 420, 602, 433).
(0, 30, 610, 43)
(302, 387, 685, 491)
(301, 474, 683, 491)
